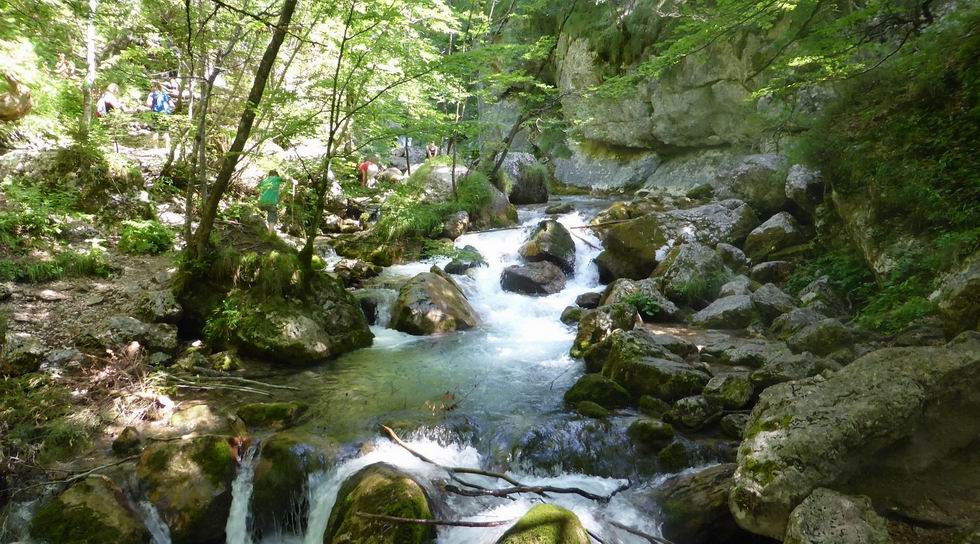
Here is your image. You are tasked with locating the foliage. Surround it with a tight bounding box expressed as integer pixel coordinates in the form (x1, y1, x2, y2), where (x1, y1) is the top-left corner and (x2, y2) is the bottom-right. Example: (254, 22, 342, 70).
(0, 249, 113, 283)
(786, 247, 876, 306)
(118, 220, 175, 255)
(621, 292, 661, 319)
(672, 270, 730, 307)
(0, 181, 79, 252)
(0, 373, 90, 465)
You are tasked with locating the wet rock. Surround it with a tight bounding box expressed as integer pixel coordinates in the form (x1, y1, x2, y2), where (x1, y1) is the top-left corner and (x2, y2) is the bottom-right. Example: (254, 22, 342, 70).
(112, 426, 142, 455)
(784, 488, 891, 544)
(87, 315, 178, 353)
(661, 199, 761, 247)
(786, 317, 854, 357)
(443, 210, 470, 240)
(750, 260, 795, 284)
(138, 436, 237, 543)
(639, 396, 671, 417)
(444, 245, 486, 275)
(564, 374, 631, 408)
(798, 276, 848, 317)
(718, 275, 756, 297)
(731, 333, 980, 539)
(496, 504, 589, 544)
(599, 278, 680, 321)
(602, 340, 710, 402)
(658, 440, 698, 472)
(237, 402, 307, 429)
(168, 403, 233, 436)
(936, 251, 980, 336)
(654, 242, 732, 307)
(513, 416, 648, 477)
(137, 289, 183, 324)
(692, 295, 756, 329)
(560, 306, 585, 325)
(627, 418, 675, 450)
(720, 413, 750, 439)
(723, 154, 787, 215)
(545, 202, 574, 215)
(716, 243, 752, 273)
(703, 373, 754, 410)
(750, 283, 798, 324)
(593, 214, 669, 281)
(519, 219, 576, 272)
(744, 212, 807, 261)
(30, 475, 149, 544)
(770, 308, 825, 340)
(701, 337, 787, 368)
(501, 152, 550, 204)
(583, 328, 684, 373)
(785, 165, 825, 216)
(1, 332, 44, 376)
(644, 464, 741, 544)
(334, 259, 382, 287)
(501, 261, 567, 295)
(392, 268, 480, 334)
(325, 463, 434, 544)
(667, 395, 720, 430)
(575, 292, 602, 309)
(571, 303, 638, 358)
(576, 400, 610, 418)
(252, 431, 336, 537)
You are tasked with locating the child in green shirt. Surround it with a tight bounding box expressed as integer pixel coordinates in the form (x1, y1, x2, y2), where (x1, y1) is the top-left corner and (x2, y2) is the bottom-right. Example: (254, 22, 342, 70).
(257, 170, 284, 233)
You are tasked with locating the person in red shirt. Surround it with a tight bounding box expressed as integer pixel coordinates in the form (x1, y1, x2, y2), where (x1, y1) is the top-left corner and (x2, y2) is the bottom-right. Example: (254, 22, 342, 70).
(358, 158, 379, 187)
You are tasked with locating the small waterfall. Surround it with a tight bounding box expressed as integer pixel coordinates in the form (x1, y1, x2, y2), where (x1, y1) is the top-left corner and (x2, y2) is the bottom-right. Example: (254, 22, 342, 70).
(226, 444, 260, 544)
(373, 288, 397, 327)
(139, 500, 172, 544)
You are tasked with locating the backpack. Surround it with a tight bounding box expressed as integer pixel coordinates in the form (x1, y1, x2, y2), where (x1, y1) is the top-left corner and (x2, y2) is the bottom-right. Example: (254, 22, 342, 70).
(151, 91, 174, 114)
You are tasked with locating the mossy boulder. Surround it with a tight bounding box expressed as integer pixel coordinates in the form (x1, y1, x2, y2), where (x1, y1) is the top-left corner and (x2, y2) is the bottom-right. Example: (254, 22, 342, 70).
(599, 278, 680, 321)
(784, 488, 891, 544)
(30, 475, 149, 544)
(653, 242, 732, 307)
(743, 212, 808, 262)
(560, 306, 585, 325)
(252, 431, 336, 537)
(137, 436, 238, 544)
(785, 317, 854, 357)
(645, 463, 741, 544)
(325, 463, 435, 544)
(658, 440, 697, 472)
(0, 332, 44, 377)
(691, 295, 757, 329)
(750, 283, 798, 325)
(519, 219, 576, 272)
(237, 401, 307, 429)
(593, 214, 669, 282)
(666, 395, 720, 430)
(496, 504, 590, 544)
(936, 251, 980, 337)
(570, 303, 638, 358)
(563, 374, 630, 408)
(576, 400, 610, 418)
(703, 373, 754, 410)
(627, 418, 675, 450)
(390, 267, 480, 335)
(112, 426, 142, 455)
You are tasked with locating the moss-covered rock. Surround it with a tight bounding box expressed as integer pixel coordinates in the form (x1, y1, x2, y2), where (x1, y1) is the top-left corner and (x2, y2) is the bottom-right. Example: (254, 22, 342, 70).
(744, 212, 808, 262)
(0, 332, 44, 377)
(703, 373, 754, 410)
(576, 400, 610, 418)
(496, 504, 590, 544)
(627, 418, 675, 450)
(691, 295, 757, 329)
(601, 332, 710, 401)
(112, 426, 142, 455)
(646, 463, 741, 544)
(639, 395, 671, 417)
(653, 242, 732, 307)
(599, 278, 680, 321)
(519, 219, 576, 273)
(563, 374, 631, 408)
(570, 303, 638, 358)
(391, 267, 480, 335)
(252, 431, 336, 537)
(560, 305, 585, 325)
(237, 401, 307, 429)
(30, 475, 149, 544)
(658, 439, 697, 472)
(137, 436, 237, 544)
(594, 214, 669, 282)
(325, 463, 435, 544)
(666, 395, 720, 430)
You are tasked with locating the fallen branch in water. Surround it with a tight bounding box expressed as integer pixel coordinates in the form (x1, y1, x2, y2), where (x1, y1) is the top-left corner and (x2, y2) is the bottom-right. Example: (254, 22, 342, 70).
(10, 455, 141, 496)
(186, 368, 301, 391)
(571, 230, 601, 250)
(354, 511, 513, 527)
(607, 519, 676, 544)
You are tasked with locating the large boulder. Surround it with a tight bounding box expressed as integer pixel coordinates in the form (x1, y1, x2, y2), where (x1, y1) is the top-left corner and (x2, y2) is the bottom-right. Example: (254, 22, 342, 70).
(654, 242, 732, 307)
(601, 336, 710, 401)
(730, 333, 980, 539)
(30, 475, 149, 544)
(798, 276, 848, 317)
(744, 212, 807, 261)
(703, 373, 754, 410)
(786, 317, 854, 357)
(642, 464, 741, 544)
(86, 315, 178, 353)
(391, 268, 480, 334)
(599, 278, 680, 321)
(583, 328, 684, 373)
(519, 219, 576, 272)
(692, 295, 757, 329)
(661, 199, 761, 247)
(722, 154, 787, 215)
(593, 214, 669, 281)
(570, 303, 638, 358)
(442, 210, 470, 240)
(496, 504, 589, 544)
(717, 243, 752, 273)
(500, 152, 550, 204)
(718, 275, 756, 297)
(784, 488, 892, 544)
(563, 374, 631, 408)
(785, 165, 825, 215)
(252, 432, 336, 537)
(137, 289, 183, 324)
(137, 436, 238, 544)
(324, 463, 435, 544)
(935, 251, 980, 336)
(1, 332, 44, 377)
(501, 261, 567, 295)
(750, 283, 798, 325)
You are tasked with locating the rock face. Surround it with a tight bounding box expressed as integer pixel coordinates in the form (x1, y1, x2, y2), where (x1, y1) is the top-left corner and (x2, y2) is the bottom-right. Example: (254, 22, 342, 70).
(496, 504, 590, 544)
(654, 242, 732, 307)
(501, 261, 567, 295)
(325, 463, 434, 544)
(391, 268, 480, 334)
(936, 251, 980, 336)
(570, 303, 638, 357)
(252, 432, 335, 537)
(692, 295, 756, 329)
(644, 464, 741, 544)
(785, 165, 825, 215)
(784, 488, 892, 544)
(30, 475, 149, 544)
(501, 152, 550, 204)
(599, 278, 680, 321)
(553, 143, 660, 189)
(744, 212, 807, 261)
(730, 333, 980, 539)
(594, 214, 668, 281)
(138, 436, 237, 544)
(519, 219, 576, 272)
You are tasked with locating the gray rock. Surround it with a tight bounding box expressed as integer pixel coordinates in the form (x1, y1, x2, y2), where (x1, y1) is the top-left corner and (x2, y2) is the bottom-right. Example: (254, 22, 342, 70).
(654, 242, 732, 307)
(519, 219, 576, 272)
(137, 289, 183, 324)
(751, 283, 798, 324)
(546, 202, 575, 215)
(661, 199, 761, 247)
(730, 333, 980, 539)
(717, 243, 752, 273)
(599, 278, 680, 321)
(1, 333, 45, 377)
(560, 306, 585, 325)
(582, 328, 685, 373)
(564, 373, 631, 408)
(553, 142, 660, 189)
(750, 351, 840, 390)
(602, 346, 710, 402)
(719, 275, 756, 297)
(667, 395, 720, 430)
(500, 152, 550, 204)
(594, 214, 669, 281)
(642, 464, 741, 544)
(0, 283, 12, 301)
(936, 251, 980, 336)
(799, 275, 848, 317)
(88, 316, 178, 353)
(771, 307, 826, 339)
(744, 212, 807, 261)
(571, 303, 639, 358)
(720, 413, 750, 439)
(442, 211, 470, 240)
(750, 260, 795, 284)
(627, 418, 675, 450)
(692, 295, 757, 329)
(722, 154, 788, 215)
(785, 165, 825, 215)
(784, 488, 891, 544)
(787, 317, 854, 357)
(500, 261, 567, 295)
(704, 373, 754, 410)
(392, 268, 480, 334)
(444, 245, 486, 275)
(575, 292, 602, 309)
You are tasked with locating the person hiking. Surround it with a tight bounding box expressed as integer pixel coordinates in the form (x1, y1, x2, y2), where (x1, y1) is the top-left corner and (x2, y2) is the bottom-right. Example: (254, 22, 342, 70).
(96, 83, 124, 117)
(257, 170, 284, 233)
(145, 81, 174, 115)
(358, 158, 379, 187)
(426, 141, 438, 159)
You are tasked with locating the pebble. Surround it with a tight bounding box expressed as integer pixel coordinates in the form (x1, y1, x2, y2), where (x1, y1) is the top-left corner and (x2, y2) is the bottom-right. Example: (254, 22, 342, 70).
(38, 289, 68, 302)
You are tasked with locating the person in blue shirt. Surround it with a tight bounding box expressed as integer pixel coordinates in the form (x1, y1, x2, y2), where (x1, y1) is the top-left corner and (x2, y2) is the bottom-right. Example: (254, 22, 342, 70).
(145, 81, 174, 114)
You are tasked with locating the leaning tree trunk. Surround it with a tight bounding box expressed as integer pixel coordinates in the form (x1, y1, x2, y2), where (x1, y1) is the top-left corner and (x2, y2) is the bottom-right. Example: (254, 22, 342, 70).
(79, 0, 98, 138)
(188, 0, 299, 261)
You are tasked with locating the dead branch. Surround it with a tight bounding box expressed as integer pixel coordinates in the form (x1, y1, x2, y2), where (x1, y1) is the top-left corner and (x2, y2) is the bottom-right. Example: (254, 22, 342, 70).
(354, 511, 513, 527)
(607, 519, 676, 544)
(10, 455, 140, 496)
(443, 481, 629, 503)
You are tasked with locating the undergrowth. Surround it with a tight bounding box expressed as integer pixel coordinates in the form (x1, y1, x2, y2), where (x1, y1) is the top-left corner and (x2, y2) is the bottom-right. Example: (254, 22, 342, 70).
(0, 248, 113, 283)
(118, 219, 174, 255)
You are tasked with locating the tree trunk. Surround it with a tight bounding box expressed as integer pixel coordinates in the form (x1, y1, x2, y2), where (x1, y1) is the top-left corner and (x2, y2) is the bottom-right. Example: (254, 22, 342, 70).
(188, 0, 299, 261)
(79, 0, 98, 138)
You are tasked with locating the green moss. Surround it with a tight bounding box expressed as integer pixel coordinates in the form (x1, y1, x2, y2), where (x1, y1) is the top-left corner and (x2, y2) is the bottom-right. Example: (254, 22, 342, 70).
(32, 500, 127, 544)
(237, 401, 307, 428)
(563, 374, 631, 408)
(497, 504, 590, 544)
(326, 463, 435, 544)
(576, 401, 610, 418)
(190, 438, 236, 486)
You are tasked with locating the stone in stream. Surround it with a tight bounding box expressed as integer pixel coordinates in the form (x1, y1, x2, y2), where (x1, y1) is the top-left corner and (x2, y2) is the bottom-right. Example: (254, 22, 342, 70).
(391, 267, 480, 334)
(653, 242, 733, 307)
(640, 463, 743, 544)
(593, 213, 669, 282)
(500, 152, 550, 205)
(442, 210, 470, 240)
(703, 373, 754, 410)
(137, 436, 238, 544)
(443, 245, 486, 275)
(666, 395, 720, 430)
(600, 277, 680, 321)
(582, 328, 685, 374)
(30, 475, 149, 544)
(576, 400, 610, 418)
(730, 332, 980, 539)
(563, 373, 631, 408)
(691, 295, 757, 329)
(519, 219, 576, 273)
(570, 303, 639, 358)
(575, 291, 602, 309)
(600, 332, 710, 402)
(784, 488, 892, 544)
(325, 463, 434, 544)
(560, 305, 585, 325)
(546, 202, 574, 215)
(627, 418, 675, 450)
(236, 401, 307, 429)
(500, 261, 567, 295)
(496, 504, 590, 544)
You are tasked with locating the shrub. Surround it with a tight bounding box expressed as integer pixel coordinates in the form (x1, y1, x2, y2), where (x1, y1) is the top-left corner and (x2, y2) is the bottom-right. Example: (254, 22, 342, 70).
(375, 169, 493, 242)
(0, 248, 113, 283)
(118, 220, 175, 255)
(622, 292, 661, 319)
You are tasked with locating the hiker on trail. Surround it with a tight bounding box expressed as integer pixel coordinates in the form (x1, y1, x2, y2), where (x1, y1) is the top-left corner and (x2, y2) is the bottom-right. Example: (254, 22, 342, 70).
(257, 170, 284, 233)
(358, 158, 380, 187)
(96, 84, 124, 117)
(426, 141, 438, 159)
(145, 81, 174, 115)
